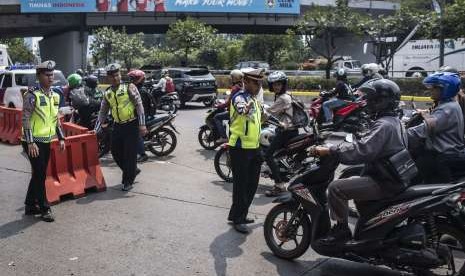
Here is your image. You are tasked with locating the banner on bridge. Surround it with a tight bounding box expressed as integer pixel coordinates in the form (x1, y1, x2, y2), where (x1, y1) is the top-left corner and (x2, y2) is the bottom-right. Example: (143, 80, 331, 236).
(20, 0, 300, 14)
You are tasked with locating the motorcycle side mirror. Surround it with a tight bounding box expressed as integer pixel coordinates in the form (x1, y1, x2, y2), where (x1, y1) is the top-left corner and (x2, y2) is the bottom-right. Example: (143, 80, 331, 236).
(345, 133, 354, 143)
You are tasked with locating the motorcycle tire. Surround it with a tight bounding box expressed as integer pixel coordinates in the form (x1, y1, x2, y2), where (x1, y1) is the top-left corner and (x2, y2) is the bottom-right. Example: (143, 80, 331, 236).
(147, 127, 177, 156)
(214, 146, 233, 182)
(264, 203, 312, 260)
(198, 125, 218, 150)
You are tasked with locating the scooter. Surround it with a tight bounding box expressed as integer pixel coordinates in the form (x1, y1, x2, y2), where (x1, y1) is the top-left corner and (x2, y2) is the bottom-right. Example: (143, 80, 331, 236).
(198, 99, 227, 150)
(264, 154, 465, 275)
(143, 113, 179, 156)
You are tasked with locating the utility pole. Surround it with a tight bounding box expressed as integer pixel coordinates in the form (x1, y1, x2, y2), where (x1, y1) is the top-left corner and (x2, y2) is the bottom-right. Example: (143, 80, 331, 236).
(433, 0, 445, 67)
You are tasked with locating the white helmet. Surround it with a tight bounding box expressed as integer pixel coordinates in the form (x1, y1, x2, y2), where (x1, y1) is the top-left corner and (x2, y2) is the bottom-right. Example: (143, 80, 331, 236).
(230, 69, 244, 83)
(259, 127, 275, 147)
(361, 63, 380, 77)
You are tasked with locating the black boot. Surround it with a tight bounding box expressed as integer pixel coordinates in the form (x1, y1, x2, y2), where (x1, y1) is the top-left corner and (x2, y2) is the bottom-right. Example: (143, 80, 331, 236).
(319, 222, 351, 245)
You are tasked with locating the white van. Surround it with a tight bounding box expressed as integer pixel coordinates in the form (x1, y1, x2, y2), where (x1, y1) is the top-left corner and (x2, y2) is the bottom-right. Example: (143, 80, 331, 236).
(392, 39, 465, 77)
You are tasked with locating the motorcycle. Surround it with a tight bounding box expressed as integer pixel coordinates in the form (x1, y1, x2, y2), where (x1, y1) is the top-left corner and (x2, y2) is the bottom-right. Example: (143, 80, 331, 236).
(214, 116, 322, 183)
(264, 154, 465, 276)
(198, 99, 227, 150)
(146, 82, 181, 114)
(309, 90, 371, 137)
(143, 113, 179, 156)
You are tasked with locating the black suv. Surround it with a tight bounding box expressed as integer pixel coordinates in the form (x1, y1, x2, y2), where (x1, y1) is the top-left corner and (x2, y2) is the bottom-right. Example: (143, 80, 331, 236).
(150, 67, 217, 107)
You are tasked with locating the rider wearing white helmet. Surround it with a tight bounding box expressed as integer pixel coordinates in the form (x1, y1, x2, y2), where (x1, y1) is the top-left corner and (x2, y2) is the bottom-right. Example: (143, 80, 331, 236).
(353, 63, 383, 89)
(322, 68, 352, 126)
(264, 71, 298, 197)
(213, 69, 244, 144)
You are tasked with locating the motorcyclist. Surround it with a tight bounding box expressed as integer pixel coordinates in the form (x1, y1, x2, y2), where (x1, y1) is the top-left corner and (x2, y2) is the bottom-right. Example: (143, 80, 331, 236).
(78, 75, 103, 129)
(153, 69, 172, 94)
(213, 69, 243, 144)
(128, 69, 154, 163)
(310, 79, 408, 244)
(408, 72, 465, 183)
(352, 63, 383, 90)
(67, 73, 90, 126)
(322, 68, 352, 126)
(438, 66, 465, 126)
(264, 71, 298, 197)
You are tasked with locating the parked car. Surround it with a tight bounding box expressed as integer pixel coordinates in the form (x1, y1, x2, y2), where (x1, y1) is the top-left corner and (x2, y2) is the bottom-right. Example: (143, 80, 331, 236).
(0, 66, 68, 109)
(150, 67, 218, 108)
(234, 61, 270, 73)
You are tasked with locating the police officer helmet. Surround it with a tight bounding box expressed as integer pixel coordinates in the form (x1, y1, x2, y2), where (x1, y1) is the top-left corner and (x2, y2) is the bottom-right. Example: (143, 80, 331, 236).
(423, 72, 461, 101)
(67, 73, 82, 88)
(85, 75, 99, 89)
(438, 65, 459, 74)
(267, 71, 288, 93)
(333, 68, 347, 80)
(359, 79, 401, 114)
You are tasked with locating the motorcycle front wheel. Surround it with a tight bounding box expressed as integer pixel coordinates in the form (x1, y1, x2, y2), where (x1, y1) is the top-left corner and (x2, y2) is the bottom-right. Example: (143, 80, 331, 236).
(198, 125, 218, 150)
(147, 127, 177, 156)
(214, 146, 233, 182)
(264, 203, 312, 260)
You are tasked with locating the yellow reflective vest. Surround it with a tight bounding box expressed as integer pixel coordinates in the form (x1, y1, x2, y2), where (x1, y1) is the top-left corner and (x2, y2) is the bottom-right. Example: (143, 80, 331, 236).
(228, 92, 261, 149)
(104, 84, 136, 123)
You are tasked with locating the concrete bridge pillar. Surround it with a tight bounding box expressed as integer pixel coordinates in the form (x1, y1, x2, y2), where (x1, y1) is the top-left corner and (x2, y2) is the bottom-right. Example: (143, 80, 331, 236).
(39, 30, 88, 76)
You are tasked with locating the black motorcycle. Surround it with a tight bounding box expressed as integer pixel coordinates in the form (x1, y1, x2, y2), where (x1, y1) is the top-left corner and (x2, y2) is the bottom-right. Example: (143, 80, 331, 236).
(264, 155, 465, 276)
(198, 102, 227, 150)
(143, 113, 179, 156)
(146, 82, 180, 114)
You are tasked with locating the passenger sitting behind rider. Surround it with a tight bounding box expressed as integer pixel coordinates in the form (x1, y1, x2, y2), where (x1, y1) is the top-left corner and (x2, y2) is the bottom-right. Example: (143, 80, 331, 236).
(408, 72, 465, 184)
(322, 69, 352, 126)
(310, 79, 408, 245)
(214, 69, 244, 144)
(263, 71, 298, 197)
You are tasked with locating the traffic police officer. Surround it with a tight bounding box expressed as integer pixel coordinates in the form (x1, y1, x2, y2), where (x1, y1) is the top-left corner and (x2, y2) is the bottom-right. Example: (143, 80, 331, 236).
(95, 64, 147, 191)
(227, 68, 264, 234)
(22, 60, 65, 222)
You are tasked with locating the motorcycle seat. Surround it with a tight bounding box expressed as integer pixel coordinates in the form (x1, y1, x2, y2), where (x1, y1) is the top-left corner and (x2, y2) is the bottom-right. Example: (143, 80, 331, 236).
(285, 134, 312, 146)
(389, 184, 452, 202)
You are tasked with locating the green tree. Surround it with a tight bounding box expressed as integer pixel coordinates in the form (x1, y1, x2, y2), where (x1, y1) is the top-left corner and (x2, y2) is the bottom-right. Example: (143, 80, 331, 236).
(443, 0, 465, 38)
(293, 0, 365, 79)
(166, 17, 217, 65)
(0, 38, 34, 64)
(241, 34, 292, 68)
(90, 27, 146, 70)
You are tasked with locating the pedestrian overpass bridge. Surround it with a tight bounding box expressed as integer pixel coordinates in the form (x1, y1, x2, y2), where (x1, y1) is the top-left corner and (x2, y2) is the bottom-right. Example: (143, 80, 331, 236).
(0, 0, 399, 75)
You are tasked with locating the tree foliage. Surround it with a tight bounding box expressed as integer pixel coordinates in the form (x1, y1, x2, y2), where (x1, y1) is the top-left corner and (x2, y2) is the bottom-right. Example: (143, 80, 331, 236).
(0, 38, 35, 64)
(241, 34, 292, 68)
(166, 17, 217, 65)
(293, 0, 364, 78)
(90, 27, 146, 70)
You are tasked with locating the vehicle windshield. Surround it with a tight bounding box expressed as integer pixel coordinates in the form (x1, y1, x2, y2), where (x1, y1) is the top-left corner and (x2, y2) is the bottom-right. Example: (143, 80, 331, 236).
(352, 61, 362, 69)
(185, 69, 210, 76)
(14, 71, 67, 87)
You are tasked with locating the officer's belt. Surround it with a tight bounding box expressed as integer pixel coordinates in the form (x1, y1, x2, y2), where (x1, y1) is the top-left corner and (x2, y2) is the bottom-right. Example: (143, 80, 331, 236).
(114, 118, 137, 125)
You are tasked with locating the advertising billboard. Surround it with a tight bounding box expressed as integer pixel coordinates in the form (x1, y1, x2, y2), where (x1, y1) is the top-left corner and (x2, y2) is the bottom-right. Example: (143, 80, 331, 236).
(20, 0, 300, 14)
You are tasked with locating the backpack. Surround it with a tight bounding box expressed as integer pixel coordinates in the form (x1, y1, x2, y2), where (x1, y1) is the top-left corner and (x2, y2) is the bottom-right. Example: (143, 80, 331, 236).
(165, 77, 175, 93)
(289, 95, 309, 128)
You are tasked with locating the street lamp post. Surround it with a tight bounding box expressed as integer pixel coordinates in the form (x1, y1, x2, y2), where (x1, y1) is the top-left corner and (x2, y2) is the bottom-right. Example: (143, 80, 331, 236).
(433, 0, 445, 67)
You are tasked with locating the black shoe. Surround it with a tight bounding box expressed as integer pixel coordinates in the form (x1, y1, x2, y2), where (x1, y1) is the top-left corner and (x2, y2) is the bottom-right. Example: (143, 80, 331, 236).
(122, 183, 133, 191)
(137, 155, 148, 163)
(233, 223, 249, 234)
(265, 186, 286, 197)
(319, 223, 351, 245)
(41, 209, 55, 222)
(244, 218, 255, 224)
(25, 205, 41, 215)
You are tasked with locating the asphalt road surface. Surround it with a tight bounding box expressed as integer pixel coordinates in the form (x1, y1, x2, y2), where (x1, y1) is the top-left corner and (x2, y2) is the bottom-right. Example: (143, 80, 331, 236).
(0, 103, 408, 276)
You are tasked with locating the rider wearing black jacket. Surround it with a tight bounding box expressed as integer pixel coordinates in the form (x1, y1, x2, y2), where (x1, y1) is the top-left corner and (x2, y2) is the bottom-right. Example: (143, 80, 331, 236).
(311, 79, 407, 244)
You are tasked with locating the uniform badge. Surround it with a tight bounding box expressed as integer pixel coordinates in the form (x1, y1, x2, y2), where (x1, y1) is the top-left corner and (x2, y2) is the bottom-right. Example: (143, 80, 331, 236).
(47, 61, 54, 70)
(39, 96, 47, 106)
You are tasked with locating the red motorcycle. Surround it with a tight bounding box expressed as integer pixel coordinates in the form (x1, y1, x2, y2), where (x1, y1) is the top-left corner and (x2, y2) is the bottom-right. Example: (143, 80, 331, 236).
(309, 90, 370, 136)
